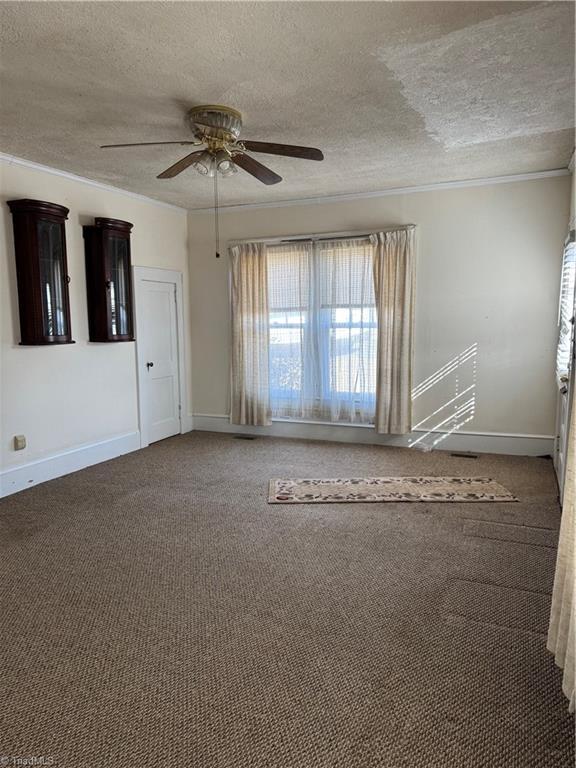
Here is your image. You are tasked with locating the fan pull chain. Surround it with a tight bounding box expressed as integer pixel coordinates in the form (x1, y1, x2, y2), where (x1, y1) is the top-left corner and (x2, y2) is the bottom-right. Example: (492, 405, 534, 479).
(214, 167, 220, 258)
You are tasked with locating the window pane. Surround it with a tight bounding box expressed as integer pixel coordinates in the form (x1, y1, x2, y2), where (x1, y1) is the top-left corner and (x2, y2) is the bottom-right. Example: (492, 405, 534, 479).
(318, 239, 375, 307)
(268, 246, 309, 311)
(329, 305, 377, 397)
(270, 310, 305, 327)
(38, 219, 67, 337)
(269, 312, 304, 398)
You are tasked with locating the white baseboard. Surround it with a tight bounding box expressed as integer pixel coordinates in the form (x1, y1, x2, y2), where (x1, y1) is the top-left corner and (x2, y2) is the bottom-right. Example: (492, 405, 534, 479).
(0, 418, 553, 499)
(192, 414, 554, 457)
(0, 431, 141, 498)
(181, 413, 194, 433)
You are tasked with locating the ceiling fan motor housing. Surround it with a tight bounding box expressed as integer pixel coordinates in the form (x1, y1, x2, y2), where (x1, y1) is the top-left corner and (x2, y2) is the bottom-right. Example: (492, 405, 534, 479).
(188, 105, 243, 144)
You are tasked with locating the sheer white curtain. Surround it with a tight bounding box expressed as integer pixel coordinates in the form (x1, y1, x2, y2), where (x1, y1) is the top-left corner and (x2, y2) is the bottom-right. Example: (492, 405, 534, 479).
(268, 238, 377, 423)
(230, 243, 271, 426)
(372, 229, 416, 434)
(547, 391, 576, 712)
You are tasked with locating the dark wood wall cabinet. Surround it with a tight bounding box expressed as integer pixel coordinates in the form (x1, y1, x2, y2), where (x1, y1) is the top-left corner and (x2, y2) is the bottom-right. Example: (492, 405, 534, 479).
(83, 218, 134, 342)
(8, 199, 74, 345)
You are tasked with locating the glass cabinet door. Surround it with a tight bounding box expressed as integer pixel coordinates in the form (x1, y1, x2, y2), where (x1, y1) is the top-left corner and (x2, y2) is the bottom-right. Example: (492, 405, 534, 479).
(38, 219, 69, 338)
(109, 236, 130, 337)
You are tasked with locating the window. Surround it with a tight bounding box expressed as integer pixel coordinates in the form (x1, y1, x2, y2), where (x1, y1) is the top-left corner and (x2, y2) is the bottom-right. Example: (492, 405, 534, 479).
(268, 238, 377, 424)
(557, 236, 576, 384)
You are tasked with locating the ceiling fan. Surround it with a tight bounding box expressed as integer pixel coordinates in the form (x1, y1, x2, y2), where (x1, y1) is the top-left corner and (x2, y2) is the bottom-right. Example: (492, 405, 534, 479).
(101, 104, 324, 185)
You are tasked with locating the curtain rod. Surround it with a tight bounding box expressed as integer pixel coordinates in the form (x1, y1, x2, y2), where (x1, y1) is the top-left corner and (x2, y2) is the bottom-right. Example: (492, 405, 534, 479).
(227, 224, 416, 248)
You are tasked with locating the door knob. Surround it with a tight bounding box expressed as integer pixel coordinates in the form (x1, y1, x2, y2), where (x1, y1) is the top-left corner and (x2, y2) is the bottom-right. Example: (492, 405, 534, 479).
(146, 361, 154, 369)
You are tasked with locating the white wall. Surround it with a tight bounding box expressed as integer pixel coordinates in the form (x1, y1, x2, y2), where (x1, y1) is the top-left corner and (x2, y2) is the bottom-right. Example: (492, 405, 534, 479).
(0, 158, 190, 492)
(188, 175, 570, 454)
(1, 163, 569, 494)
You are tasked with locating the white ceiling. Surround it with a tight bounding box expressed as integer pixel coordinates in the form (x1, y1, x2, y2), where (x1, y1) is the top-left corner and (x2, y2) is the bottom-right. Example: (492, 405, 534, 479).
(0, 1, 573, 210)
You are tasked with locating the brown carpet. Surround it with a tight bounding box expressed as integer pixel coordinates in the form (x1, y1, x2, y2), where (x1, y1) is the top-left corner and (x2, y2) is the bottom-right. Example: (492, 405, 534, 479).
(0, 432, 573, 767)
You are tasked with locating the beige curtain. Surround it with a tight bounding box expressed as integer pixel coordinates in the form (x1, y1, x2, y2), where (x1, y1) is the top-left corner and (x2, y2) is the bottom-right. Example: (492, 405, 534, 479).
(547, 397, 576, 712)
(229, 243, 271, 426)
(371, 229, 416, 434)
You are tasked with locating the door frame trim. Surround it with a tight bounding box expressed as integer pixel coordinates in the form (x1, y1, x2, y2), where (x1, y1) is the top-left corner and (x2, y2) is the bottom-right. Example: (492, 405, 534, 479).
(133, 266, 188, 449)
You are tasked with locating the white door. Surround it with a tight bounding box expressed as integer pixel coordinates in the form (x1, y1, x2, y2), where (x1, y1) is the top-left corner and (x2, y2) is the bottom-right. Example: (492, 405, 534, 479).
(137, 276, 181, 444)
(556, 375, 573, 494)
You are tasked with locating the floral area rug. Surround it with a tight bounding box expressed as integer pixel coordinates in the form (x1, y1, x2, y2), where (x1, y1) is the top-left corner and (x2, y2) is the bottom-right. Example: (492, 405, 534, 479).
(268, 476, 517, 504)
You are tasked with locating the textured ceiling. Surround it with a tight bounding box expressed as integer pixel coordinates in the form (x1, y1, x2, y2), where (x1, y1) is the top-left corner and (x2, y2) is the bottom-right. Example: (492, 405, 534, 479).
(0, 1, 574, 210)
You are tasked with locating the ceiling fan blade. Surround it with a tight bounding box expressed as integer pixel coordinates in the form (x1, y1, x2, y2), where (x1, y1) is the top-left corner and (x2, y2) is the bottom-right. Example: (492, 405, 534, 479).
(101, 141, 200, 149)
(157, 150, 206, 179)
(232, 153, 282, 185)
(241, 141, 323, 161)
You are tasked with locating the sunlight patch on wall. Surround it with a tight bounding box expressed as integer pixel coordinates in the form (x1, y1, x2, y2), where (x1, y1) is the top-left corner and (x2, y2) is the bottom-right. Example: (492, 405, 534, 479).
(410, 343, 478, 450)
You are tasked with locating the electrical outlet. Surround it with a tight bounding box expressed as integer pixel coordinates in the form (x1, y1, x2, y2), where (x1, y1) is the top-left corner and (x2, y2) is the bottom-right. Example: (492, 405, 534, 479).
(14, 435, 26, 451)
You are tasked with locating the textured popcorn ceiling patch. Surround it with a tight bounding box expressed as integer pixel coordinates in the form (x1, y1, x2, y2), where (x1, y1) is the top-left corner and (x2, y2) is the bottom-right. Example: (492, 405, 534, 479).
(378, 3, 574, 149)
(0, 1, 573, 207)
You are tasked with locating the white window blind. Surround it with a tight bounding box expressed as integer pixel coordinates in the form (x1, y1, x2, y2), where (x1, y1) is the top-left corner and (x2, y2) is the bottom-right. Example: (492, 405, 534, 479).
(557, 238, 576, 385)
(267, 237, 377, 424)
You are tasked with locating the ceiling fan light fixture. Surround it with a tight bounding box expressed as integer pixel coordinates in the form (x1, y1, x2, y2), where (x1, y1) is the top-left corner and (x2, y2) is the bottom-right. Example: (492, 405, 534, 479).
(215, 149, 237, 177)
(219, 162, 237, 178)
(191, 150, 216, 177)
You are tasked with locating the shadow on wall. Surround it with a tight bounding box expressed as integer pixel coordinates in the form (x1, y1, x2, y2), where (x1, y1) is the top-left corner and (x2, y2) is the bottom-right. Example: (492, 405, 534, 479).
(409, 343, 478, 450)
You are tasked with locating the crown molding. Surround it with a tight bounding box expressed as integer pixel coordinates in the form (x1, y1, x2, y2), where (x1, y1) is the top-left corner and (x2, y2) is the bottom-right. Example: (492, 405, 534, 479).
(187, 167, 571, 214)
(0, 152, 187, 213)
